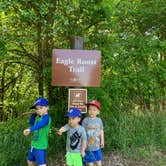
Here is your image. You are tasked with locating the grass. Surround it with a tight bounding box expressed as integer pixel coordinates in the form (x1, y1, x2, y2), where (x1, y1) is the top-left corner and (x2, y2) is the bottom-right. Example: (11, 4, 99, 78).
(121, 145, 166, 166)
(0, 110, 166, 165)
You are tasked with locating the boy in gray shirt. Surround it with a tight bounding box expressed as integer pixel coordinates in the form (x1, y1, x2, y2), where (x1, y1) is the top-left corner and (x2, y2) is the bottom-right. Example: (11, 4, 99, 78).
(58, 108, 87, 166)
(82, 100, 104, 166)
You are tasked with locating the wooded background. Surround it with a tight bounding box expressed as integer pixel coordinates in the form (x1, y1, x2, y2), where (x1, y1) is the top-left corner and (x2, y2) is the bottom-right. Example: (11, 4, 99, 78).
(0, 1, 166, 165)
(0, 0, 166, 121)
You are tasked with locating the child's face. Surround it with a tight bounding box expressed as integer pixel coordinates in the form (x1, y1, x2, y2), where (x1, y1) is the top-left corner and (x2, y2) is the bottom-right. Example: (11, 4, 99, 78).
(35, 106, 48, 116)
(88, 105, 100, 118)
(68, 117, 81, 128)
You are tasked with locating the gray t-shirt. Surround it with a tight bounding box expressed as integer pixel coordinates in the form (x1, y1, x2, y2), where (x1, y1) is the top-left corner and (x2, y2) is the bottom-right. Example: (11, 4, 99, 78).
(64, 124, 87, 153)
(82, 117, 103, 151)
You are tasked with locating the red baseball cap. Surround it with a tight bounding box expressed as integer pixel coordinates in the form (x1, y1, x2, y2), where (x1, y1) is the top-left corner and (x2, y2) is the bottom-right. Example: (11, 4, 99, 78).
(86, 100, 101, 111)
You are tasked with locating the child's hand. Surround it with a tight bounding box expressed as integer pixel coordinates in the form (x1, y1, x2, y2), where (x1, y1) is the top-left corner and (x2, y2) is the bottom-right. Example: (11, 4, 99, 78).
(23, 129, 30, 136)
(57, 130, 63, 135)
(57, 127, 66, 135)
(81, 150, 85, 158)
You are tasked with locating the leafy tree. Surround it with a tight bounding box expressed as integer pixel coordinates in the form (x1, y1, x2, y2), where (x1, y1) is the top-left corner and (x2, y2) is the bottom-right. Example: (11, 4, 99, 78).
(0, 0, 166, 120)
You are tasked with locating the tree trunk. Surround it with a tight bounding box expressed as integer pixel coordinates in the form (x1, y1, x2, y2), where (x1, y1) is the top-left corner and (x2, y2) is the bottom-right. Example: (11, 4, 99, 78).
(36, 17, 44, 97)
(38, 71, 44, 97)
(0, 63, 6, 121)
(45, 0, 58, 103)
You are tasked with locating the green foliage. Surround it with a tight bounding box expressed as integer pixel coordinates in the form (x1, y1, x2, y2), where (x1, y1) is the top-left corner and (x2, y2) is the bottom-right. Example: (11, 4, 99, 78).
(0, 0, 166, 164)
(102, 33, 166, 112)
(0, 115, 66, 166)
(0, 111, 166, 165)
(123, 145, 166, 166)
(104, 111, 166, 151)
(0, 0, 166, 118)
(0, 39, 6, 58)
(0, 118, 30, 166)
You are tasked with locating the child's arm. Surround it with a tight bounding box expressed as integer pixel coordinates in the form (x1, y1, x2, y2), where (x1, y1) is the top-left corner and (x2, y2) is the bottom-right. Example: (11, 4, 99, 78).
(23, 114, 50, 136)
(100, 130, 104, 148)
(29, 113, 37, 126)
(81, 127, 87, 157)
(57, 124, 69, 135)
(99, 118, 104, 148)
(57, 127, 67, 135)
(30, 114, 50, 132)
(81, 140, 87, 157)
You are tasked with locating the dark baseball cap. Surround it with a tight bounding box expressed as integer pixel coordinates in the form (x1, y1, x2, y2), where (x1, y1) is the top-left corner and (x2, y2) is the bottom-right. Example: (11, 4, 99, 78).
(64, 108, 82, 118)
(30, 98, 49, 109)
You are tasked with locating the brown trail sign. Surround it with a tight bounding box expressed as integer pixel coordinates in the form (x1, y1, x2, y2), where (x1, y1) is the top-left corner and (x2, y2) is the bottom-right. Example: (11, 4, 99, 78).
(52, 49, 101, 87)
(68, 89, 87, 113)
(51, 36, 101, 113)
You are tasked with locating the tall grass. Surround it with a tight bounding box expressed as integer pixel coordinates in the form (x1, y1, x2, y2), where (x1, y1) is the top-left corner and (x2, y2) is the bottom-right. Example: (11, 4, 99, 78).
(0, 118, 30, 166)
(0, 111, 166, 165)
(104, 111, 166, 151)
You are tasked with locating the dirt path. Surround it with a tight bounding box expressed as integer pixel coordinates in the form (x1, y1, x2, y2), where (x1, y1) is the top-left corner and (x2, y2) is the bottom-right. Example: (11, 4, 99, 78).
(48, 151, 166, 166)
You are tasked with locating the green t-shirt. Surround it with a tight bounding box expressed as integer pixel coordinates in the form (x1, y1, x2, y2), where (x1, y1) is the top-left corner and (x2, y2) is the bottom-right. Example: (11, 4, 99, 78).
(31, 115, 51, 149)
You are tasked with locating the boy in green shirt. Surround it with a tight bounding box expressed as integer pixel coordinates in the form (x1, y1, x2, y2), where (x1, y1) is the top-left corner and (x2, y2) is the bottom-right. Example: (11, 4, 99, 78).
(23, 98, 51, 166)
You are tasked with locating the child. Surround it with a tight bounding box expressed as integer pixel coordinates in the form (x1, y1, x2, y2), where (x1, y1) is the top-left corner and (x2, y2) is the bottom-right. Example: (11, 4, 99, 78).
(23, 98, 51, 166)
(58, 108, 87, 166)
(82, 100, 104, 166)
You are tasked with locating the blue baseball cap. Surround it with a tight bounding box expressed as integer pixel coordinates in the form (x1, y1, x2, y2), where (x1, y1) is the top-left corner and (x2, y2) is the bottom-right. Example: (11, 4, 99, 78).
(64, 108, 82, 118)
(30, 98, 49, 109)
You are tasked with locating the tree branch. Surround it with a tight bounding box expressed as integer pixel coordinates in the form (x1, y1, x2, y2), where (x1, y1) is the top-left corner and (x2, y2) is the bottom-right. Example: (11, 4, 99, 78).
(9, 48, 38, 63)
(5, 61, 36, 71)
